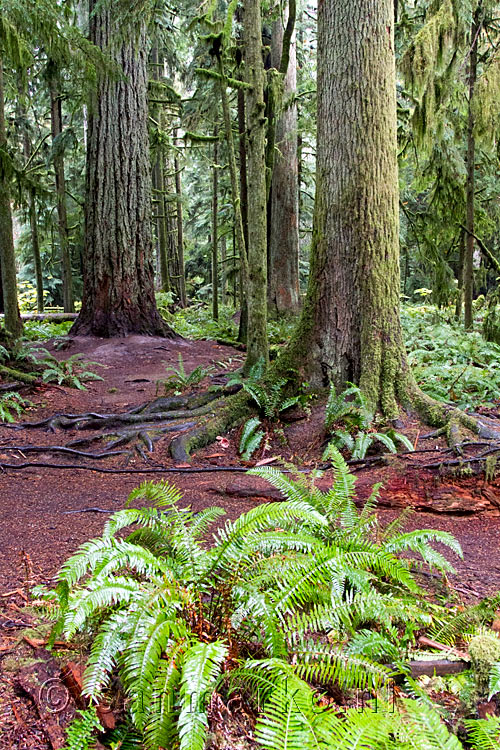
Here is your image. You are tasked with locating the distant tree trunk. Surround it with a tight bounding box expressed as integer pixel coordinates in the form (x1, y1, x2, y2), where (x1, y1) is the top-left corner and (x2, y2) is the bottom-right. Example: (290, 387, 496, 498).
(72, 3, 174, 337)
(0, 57, 22, 337)
(455, 229, 465, 321)
(267, 13, 300, 316)
(174, 133, 187, 307)
(464, 4, 481, 330)
(212, 134, 219, 321)
(48, 61, 74, 313)
(164, 156, 182, 301)
(220, 233, 228, 304)
(150, 43, 170, 294)
(243, 0, 268, 370)
(281, 0, 406, 416)
(19, 101, 44, 312)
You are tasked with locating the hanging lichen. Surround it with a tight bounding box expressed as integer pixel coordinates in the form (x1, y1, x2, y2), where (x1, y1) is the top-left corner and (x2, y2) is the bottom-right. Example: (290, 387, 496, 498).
(401, 0, 462, 146)
(474, 48, 500, 143)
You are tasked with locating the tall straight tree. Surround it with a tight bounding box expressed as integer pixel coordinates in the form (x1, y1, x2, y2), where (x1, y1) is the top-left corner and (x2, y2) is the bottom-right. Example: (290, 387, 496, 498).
(72, 1, 174, 337)
(267, 9, 300, 316)
(243, 0, 268, 371)
(282, 0, 407, 416)
(0, 57, 22, 337)
(47, 60, 74, 313)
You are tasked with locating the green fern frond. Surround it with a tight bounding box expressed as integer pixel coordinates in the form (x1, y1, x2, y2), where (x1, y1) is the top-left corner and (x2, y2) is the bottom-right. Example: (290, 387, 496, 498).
(465, 717, 500, 749)
(178, 640, 227, 750)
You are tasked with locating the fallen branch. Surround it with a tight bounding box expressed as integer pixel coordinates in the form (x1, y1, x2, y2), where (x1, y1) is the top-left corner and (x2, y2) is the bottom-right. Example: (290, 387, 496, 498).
(0, 365, 38, 385)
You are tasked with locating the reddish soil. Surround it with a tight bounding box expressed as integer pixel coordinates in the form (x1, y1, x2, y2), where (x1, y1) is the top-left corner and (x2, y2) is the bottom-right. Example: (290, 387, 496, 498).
(1, 334, 500, 748)
(0, 334, 499, 600)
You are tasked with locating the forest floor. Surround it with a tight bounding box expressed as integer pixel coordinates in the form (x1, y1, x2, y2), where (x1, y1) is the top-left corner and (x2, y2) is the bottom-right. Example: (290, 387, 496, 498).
(1, 334, 500, 747)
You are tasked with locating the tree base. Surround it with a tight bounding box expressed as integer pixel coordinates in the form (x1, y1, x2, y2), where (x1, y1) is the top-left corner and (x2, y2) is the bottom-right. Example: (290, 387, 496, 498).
(70, 308, 178, 338)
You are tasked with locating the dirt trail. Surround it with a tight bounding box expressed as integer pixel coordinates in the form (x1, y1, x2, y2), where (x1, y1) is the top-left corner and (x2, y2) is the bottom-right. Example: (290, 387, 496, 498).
(0, 335, 499, 601)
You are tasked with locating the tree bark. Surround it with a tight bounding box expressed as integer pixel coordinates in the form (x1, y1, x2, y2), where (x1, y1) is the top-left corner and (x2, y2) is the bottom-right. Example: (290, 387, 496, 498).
(281, 0, 405, 417)
(47, 61, 74, 314)
(464, 3, 481, 330)
(267, 12, 300, 316)
(243, 0, 269, 371)
(72, 3, 175, 337)
(0, 57, 22, 337)
(150, 44, 170, 294)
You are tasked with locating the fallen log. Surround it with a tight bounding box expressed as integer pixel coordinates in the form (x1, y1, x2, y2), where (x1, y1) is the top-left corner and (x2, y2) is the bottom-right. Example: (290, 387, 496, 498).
(0, 313, 78, 322)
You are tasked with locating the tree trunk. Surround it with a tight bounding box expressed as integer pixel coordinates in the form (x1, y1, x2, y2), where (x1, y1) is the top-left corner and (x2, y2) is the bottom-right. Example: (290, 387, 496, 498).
(164, 156, 182, 301)
(464, 4, 481, 330)
(174, 130, 187, 307)
(72, 3, 174, 337)
(19, 103, 44, 313)
(243, 0, 269, 371)
(455, 229, 465, 321)
(212, 134, 219, 321)
(267, 12, 300, 316)
(237, 85, 249, 343)
(48, 61, 74, 314)
(282, 0, 405, 417)
(150, 44, 170, 294)
(0, 57, 22, 337)
(221, 233, 228, 304)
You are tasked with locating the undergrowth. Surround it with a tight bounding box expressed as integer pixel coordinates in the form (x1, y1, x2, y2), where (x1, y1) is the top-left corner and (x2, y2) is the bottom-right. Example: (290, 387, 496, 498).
(402, 305, 500, 411)
(35, 449, 500, 749)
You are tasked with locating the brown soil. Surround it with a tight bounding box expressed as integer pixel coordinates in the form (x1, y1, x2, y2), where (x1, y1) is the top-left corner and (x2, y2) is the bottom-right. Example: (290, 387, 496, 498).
(1, 334, 500, 747)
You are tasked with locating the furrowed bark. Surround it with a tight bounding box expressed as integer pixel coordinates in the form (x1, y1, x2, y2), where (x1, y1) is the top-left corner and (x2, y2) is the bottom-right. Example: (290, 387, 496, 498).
(279, 0, 404, 416)
(72, 4, 175, 337)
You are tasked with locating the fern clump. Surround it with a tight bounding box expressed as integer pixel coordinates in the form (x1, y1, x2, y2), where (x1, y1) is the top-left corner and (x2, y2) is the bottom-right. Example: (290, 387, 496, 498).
(230, 359, 301, 459)
(0, 391, 32, 422)
(44, 450, 467, 749)
(323, 383, 413, 460)
(62, 706, 101, 750)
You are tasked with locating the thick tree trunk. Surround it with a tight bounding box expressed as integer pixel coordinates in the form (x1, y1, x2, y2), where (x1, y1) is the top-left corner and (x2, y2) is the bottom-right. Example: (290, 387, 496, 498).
(72, 4, 174, 338)
(48, 62, 74, 314)
(267, 14, 300, 316)
(243, 0, 269, 371)
(464, 4, 481, 330)
(0, 58, 22, 338)
(282, 0, 405, 416)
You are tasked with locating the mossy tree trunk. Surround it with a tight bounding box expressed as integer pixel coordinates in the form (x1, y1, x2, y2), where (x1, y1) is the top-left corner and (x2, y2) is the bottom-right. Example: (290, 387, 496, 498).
(282, 0, 406, 417)
(267, 11, 300, 316)
(212, 133, 219, 321)
(0, 57, 22, 338)
(243, 0, 268, 371)
(72, 3, 174, 337)
(464, 3, 481, 330)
